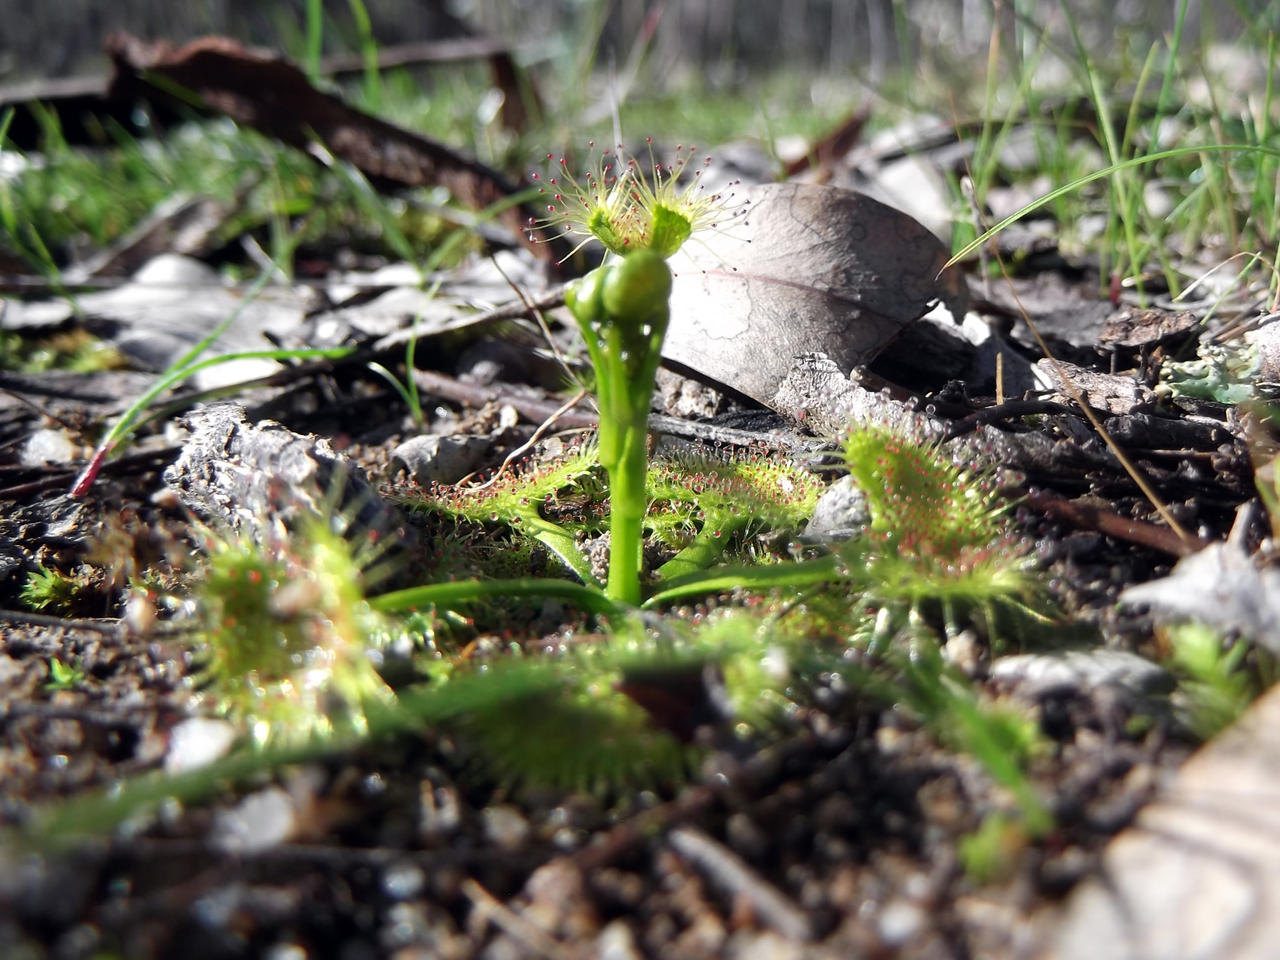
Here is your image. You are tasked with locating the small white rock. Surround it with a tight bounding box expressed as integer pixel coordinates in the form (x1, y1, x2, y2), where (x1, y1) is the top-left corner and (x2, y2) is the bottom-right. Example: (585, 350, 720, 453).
(164, 717, 237, 774)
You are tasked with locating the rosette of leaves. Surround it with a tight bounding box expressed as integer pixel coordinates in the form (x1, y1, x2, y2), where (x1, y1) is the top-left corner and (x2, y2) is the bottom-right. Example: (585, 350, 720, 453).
(189, 515, 393, 744)
(647, 448, 824, 580)
(840, 424, 1044, 642)
(416, 438, 604, 587)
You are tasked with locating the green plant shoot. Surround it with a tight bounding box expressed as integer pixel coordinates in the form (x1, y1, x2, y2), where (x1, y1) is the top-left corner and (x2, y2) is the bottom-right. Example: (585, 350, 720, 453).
(565, 248, 673, 605)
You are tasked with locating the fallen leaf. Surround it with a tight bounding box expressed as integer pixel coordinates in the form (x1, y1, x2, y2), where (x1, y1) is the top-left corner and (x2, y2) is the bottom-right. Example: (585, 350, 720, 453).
(1121, 538, 1280, 651)
(664, 182, 968, 406)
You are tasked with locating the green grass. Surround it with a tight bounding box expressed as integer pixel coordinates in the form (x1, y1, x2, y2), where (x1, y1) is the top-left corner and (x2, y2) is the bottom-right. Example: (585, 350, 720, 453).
(0, 109, 477, 276)
(948, 0, 1280, 303)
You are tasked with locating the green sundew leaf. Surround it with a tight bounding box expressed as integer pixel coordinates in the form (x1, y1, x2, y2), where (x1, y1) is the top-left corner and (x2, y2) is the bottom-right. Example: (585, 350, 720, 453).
(900, 642, 1052, 835)
(421, 442, 602, 585)
(844, 426, 1006, 555)
(644, 554, 845, 609)
(20, 661, 568, 849)
(455, 677, 691, 795)
(648, 451, 823, 581)
(655, 515, 752, 581)
(514, 513, 601, 587)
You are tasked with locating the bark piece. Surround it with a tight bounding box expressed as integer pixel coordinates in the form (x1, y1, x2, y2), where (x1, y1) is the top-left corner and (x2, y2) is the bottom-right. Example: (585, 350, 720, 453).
(1035, 358, 1154, 416)
(164, 403, 414, 553)
(770, 352, 1110, 482)
(782, 106, 871, 179)
(0, 38, 530, 151)
(1102, 410, 1233, 452)
(1098, 307, 1199, 349)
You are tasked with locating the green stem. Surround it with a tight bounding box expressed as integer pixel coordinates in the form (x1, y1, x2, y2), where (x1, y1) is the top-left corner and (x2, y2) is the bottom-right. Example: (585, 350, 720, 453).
(369, 577, 623, 618)
(604, 409, 649, 606)
(566, 250, 672, 607)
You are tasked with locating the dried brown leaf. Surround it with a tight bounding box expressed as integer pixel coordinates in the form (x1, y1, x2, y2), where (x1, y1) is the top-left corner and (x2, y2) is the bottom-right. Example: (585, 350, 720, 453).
(664, 182, 967, 406)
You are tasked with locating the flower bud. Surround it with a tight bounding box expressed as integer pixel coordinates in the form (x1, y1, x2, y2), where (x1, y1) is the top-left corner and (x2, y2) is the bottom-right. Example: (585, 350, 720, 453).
(565, 262, 607, 333)
(601, 248, 672, 326)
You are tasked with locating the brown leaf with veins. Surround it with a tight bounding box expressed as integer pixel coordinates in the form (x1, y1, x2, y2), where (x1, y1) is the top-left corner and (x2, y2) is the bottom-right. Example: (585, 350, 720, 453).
(664, 182, 968, 406)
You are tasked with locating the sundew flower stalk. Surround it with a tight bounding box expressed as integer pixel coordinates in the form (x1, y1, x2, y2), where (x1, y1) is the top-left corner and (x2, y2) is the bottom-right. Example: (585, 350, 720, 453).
(545, 138, 741, 604)
(566, 249, 671, 605)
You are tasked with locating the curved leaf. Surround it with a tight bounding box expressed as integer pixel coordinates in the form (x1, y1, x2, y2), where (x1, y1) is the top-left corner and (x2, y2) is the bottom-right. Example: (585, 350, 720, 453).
(664, 182, 967, 405)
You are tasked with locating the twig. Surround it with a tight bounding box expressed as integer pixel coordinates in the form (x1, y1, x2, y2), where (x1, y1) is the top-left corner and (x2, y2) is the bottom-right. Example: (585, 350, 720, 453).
(374, 287, 568, 352)
(1023, 490, 1210, 557)
(0, 608, 125, 637)
(570, 784, 718, 875)
(490, 253, 579, 387)
(648, 414, 824, 454)
(460, 877, 571, 960)
(942, 399, 1080, 440)
(410, 369, 598, 430)
(974, 214, 1195, 545)
(668, 826, 815, 941)
(0, 447, 176, 500)
(0, 701, 171, 729)
(0, 385, 88, 433)
(466, 387, 590, 492)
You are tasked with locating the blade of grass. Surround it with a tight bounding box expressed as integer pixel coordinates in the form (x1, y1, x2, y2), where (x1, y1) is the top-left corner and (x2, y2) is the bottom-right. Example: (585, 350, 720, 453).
(366, 360, 424, 426)
(1059, 1, 1145, 299)
(69, 266, 318, 497)
(304, 0, 324, 81)
(346, 0, 383, 113)
(946, 143, 1280, 270)
(69, 344, 352, 497)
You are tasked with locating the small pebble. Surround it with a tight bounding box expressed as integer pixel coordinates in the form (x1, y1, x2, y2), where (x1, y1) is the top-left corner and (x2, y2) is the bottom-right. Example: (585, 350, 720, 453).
(392, 434, 491, 486)
(210, 787, 297, 854)
(481, 804, 530, 850)
(21, 428, 76, 465)
(381, 862, 426, 901)
(165, 717, 237, 774)
(877, 897, 925, 946)
(597, 919, 643, 960)
(804, 476, 870, 541)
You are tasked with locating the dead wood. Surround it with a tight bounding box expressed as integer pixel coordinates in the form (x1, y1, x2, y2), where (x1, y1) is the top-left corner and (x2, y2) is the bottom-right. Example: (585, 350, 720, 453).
(102, 34, 569, 265)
